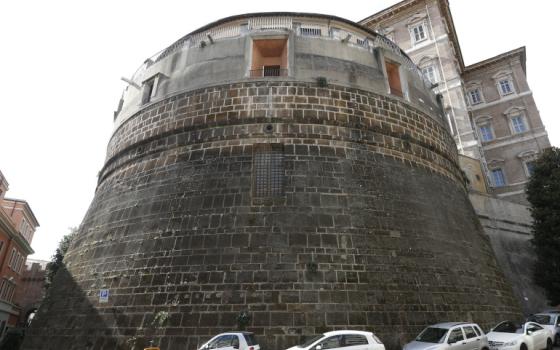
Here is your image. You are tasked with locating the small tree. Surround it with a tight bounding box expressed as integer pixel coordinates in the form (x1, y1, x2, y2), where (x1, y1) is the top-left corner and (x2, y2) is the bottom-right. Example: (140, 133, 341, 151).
(526, 147, 560, 305)
(44, 227, 78, 290)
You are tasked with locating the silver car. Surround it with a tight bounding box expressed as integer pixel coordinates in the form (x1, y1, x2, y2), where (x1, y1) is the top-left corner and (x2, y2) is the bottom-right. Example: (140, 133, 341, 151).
(404, 322, 489, 350)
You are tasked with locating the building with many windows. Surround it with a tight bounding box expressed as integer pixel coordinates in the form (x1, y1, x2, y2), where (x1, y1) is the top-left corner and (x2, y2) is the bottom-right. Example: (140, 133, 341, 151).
(360, 0, 552, 313)
(463, 47, 550, 204)
(0, 170, 39, 340)
(361, 0, 482, 161)
(360, 0, 550, 205)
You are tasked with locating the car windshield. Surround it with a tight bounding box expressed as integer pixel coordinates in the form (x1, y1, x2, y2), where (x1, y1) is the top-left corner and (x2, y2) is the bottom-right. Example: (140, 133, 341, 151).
(298, 335, 324, 348)
(416, 328, 448, 343)
(493, 322, 522, 333)
(527, 315, 553, 325)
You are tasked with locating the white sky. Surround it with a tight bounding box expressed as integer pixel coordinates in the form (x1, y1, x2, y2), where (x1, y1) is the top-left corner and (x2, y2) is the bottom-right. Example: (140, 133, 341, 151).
(1, 0, 558, 260)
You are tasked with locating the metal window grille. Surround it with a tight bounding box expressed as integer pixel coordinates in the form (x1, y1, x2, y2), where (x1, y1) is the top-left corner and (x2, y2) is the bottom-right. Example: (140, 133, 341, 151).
(300, 27, 322, 36)
(253, 143, 284, 197)
(356, 38, 368, 47)
(264, 65, 281, 77)
(248, 17, 293, 30)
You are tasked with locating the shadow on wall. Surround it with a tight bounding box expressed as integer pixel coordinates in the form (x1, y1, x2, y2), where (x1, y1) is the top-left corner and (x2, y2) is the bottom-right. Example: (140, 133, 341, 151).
(22, 264, 256, 350)
(22, 266, 113, 349)
(21, 265, 177, 350)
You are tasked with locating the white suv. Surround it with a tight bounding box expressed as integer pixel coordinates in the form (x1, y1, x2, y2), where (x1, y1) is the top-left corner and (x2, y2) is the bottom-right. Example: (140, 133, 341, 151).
(285, 330, 385, 350)
(403, 322, 489, 350)
(198, 332, 260, 350)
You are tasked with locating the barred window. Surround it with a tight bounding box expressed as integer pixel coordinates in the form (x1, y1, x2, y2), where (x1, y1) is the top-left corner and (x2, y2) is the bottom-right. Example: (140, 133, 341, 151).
(300, 27, 322, 36)
(253, 143, 284, 197)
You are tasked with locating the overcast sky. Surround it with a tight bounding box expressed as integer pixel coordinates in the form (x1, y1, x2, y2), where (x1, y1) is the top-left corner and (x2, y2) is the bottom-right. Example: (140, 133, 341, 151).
(1, 0, 558, 260)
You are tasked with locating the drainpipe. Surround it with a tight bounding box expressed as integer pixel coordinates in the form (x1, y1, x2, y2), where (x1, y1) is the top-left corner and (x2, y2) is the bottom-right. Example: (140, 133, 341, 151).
(425, 2, 464, 154)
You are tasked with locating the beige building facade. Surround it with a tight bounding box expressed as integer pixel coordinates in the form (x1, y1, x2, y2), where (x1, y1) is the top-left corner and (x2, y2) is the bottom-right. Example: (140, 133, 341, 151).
(360, 0, 551, 205)
(360, 0, 552, 312)
(360, 0, 482, 160)
(463, 47, 550, 204)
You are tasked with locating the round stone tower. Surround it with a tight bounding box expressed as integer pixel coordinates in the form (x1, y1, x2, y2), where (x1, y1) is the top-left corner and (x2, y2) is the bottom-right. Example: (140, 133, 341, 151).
(25, 13, 521, 350)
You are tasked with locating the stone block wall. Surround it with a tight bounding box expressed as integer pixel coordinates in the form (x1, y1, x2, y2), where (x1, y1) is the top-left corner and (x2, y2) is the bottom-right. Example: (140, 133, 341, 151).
(469, 192, 548, 315)
(25, 82, 521, 350)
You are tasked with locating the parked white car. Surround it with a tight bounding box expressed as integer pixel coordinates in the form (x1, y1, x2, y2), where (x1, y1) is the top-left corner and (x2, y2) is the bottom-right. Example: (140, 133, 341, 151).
(487, 321, 553, 350)
(285, 330, 385, 350)
(403, 322, 489, 350)
(527, 313, 560, 345)
(198, 332, 260, 350)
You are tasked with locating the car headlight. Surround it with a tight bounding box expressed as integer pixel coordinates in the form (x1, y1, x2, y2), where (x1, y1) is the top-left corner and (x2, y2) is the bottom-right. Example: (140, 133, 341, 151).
(503, 340, 518, 347)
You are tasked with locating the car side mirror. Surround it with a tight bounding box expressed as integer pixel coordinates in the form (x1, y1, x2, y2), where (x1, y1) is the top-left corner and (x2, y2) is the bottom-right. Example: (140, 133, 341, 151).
(315, 345, 322, 350)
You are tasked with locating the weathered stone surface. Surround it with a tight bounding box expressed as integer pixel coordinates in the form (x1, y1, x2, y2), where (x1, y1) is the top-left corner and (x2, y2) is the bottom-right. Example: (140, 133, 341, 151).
(469, 192, 547, 315)
(24, 81, 522, 350)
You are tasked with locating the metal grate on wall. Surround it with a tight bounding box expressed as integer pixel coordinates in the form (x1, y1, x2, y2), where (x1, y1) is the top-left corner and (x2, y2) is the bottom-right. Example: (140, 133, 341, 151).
(253, 143, 284, 197)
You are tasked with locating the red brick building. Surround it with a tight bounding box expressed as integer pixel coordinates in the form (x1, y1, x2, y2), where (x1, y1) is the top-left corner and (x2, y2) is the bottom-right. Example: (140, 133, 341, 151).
(16, 259, 48, 325)
(0, 170, 38, 340)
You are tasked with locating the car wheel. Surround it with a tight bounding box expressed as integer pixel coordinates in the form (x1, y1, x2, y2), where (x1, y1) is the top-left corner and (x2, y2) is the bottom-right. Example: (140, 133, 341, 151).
(546, 338, 552, 350)
(520, 343, 527, 350)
